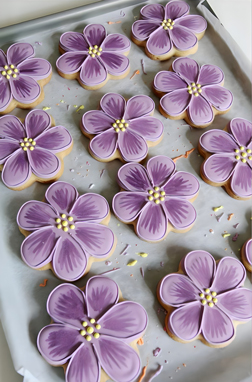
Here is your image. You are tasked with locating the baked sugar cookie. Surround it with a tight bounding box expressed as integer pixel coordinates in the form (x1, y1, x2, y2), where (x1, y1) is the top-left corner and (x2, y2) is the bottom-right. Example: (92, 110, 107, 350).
(56, 24, 130, 90)
(0, 43, 52, 114)
(158, 250, 252, 348)
(131, 1, 207, 61)
(17, 181, 116, 281)
(153, 57, 233, 128)
(81, 93, 164, 162)
(198, 118, 252, 200)
(112, 155, 199, 242)
(0, 110, 73, 190)
(37, 276, 148, 382)
(241, 239, 252, 272)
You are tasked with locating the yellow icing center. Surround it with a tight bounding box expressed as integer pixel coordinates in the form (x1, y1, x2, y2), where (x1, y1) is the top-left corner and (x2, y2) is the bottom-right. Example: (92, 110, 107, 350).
(188, 82, 202, 96)
(55, 215, 75, 231)
(19, 137, 36, 151)
(199, 289, 217, 307)
(1, 64, 19, 79)
(80, 320, 101, 341)
(234, 146, 251, 163)
(88, 45, 102, 57)
(113, 119, 129, 132)
(147, 189, 165, 203)
(161, 18, 175, 30)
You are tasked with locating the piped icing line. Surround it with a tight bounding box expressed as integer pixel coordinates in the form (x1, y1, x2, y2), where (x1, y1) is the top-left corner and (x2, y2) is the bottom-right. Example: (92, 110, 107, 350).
(112, 155, 199, 242)
(0, 110, 73, 190)
(56, 24, 131, 89)
(198, 118, 252, 199)
(153, 57, 233, 127)
(131, 1, 207, 60)
(241, 239, 252, 272)
(17, 181, 116, 281)
(37, 276, 148, 382)
(158, 250, 252, 348)
(0, 43, 52, 112)
(81, 93, 164, 163)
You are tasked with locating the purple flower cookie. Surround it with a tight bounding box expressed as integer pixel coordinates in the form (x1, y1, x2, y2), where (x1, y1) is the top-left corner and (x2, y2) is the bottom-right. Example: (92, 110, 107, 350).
(241, 239, 252, 272)
(0, 43, 52, 114)
(153, 57, 233, 127)
(37, 276, 148, 382)
(0, 110, 72, 190)
(199, 118, 252, 199)
(81, 93, 164, 162)
(158, 250, 252, 347)
(112, 155, 199, 242)
(56, 24, 130, 89)
(131, 1, 207, 60)
(17, 181, 115, 281)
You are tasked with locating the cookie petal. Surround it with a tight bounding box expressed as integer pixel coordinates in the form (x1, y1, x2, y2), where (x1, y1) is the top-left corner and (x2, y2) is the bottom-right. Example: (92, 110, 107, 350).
(187, 94, 214, 126)
(146, 155, 175, 187)
(83, 24, 106, 47)
(27, 146, 60, 178)
(201, 85, 233, 111)
(17, 200, 57, 231)
(45, 182, 78, 214)
(128, 116, 163, 141)
(0, 139, 20, 163)
(211, 256, 246, 293)
(146, 27, 172, 56)
(82, 110, 114, 134)
(201, 305, 234, 345)
(100, 52, 129, 76)
(59, 31, 89, 52)
(100, 93, 126, 120)
(230, 162, 252, 198)
(165, 1, 190, 20)
(131, 20, 160, 41)
(89, 128, 118, 160)
(0, 115, 25, 140)
(101, 33, 130, 53)
(9, 75, 41, 104)
(79, 56, 107, 86)
(154, 70, 187, 92)
(7, 43, 34, 66)
(36, 126, 72, 152)
(198, 64, 224, 86)
(163, 171, 199, 198)
(160, 89, 191, 116)
(170, 25, 197, 51)
(202, 154, 237, 183)
(175, 15, 207, 34)
(70, 193, 109, 222)
(124, 95, 154, 120)
(66, 344, 100, 382)
(229, 118, 252, 147)
(183, 250, 216, 290)
(2, 149, 31, 188)
(169, 302, 203, 341)
(56, 52, 87, 74)
(24, 109, 51, 138)
(199, 129, 239, 154)
(136, 203, 167, 241)
(163, 198, 196, 230)
(112, 191, 147, 222)
(172, 57, 199, 83)
(0, 49, 7, 67)
(0, 77, 12, 112)
(118, 130, 148, 162)
(18, 58, 51, 80)
(217, 289, 252, 321)
(117, 162, 151, 191)
(140, 3, 164, 21)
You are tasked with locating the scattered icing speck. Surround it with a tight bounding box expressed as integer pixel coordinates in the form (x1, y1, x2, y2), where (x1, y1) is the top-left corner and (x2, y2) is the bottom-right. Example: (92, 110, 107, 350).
(76, 105, 84, 112)
(213, 206, 223, 212)
(209, 229, 214, 234)
(146, 365, 163, 382)
(216, 212, 224, 222)
(67, 105, 70, 110)
(130, 69, 140, 79)
(60, 100, 65, 103)
(228, 213, 234, 221)
(160, 261, 164, 267)
(183, 363, 186, 367)
(42, 106, 51, 111)
(222, 233, 231, 238)
(35, 41, 42, 45)
(120, 10, 125, 17)
(233, 223, 239, 229)
(140, 267, 144, 278)
(127, 260, 137, 266)
(141, 59, 147, 75)
(70, 169, 74, 172)
(137, 337, 144, 345)
(138, 365, 147, 382)
(39, 278, 48, 287)
(232, 233, 239, 242)
(120, 244, 131, 256)
(136, 252, 148, 257)
(105, 261, 112, 266)
(107, 20, 122, 24)
(100, 169, 105, 178)
(153, 347, 161, 357)
(73, 105, 78, 108)
(88, 183, 94, 189)
(172, 148, 195, 162)
(99, 267, 120, 275)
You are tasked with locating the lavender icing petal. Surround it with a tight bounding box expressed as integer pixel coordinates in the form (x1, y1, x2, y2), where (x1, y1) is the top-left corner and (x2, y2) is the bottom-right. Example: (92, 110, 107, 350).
(0, 49, 8, 66)
(93, 336, 141, 382)
(169, 302, 203, 341)
(211, 256, 246, 293)
(0, 115, 25, 140)
(229, 118, 252, 146)
(187, 94, 214, 125)
(146, 27, 172, 56)
(0, 77, 12, 112)
(2, 149, 31, 188)
(230, 162, 252, 199)
(118, 130, 148, 162)
(140, 3, 164, 21)
(0, 139, 20, 163)
(183, 250, 216, 290)
(17, 58, 51, 80)
(81, 110, 114, 134)
(79, 56, 107, 86)
(202, 154, 237, 183)
(52, 236, 87, 281)
(83, 24, 106, 47)
(89, 128, 118, 160)
(201, 85, 233, 111)
(163, 171, 199, 198)
(27, 146, 60, 178)
(217, 289, 252, 321)
(136, 203, 167, 242)
(35, 126, 72, 152)
(70, 193, 109, 222)
(154, 70, 187, 92)
(198, 64, 224, 86)
(101, 33, 130, 53)
(131, 20, 160, 41)
(118, 162, 151, 191)
(199, 129, 239, 154)
(201, 305, 234, 345)
(59, 31, 89, 52)
(100, 52, 129, 76)
(175, 15, 207, 34)
(170, 25, 197, 51)
(85, 276, 119, 319)
(9, 75, 41, 104)
(112, 191, 147, 223)
(163, 197, 196, 230)
(124, 95, 154, 120)
(165, 1, 190, 20)
(160, 89, 191, 116)
(172, 57, 199, 83)
(17, 200, 57, 231)
(24, 109, 51, 138)
(56, 52, 87, 74)
(66, 343, 100, 382)
(100, 93, 126, 120)
(146, 155, 175, 187)
(45, 182, 78, 214)
(7, 43, 34, 66)
(128, 116, 163, 141)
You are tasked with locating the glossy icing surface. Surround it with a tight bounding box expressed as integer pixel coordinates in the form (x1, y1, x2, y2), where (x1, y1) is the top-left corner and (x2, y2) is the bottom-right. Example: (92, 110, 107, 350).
(0, 110, 72, 189)
(244, 239, 252, 267)
(159, 250, 252, 346)
(37, 276, 148, 382)
(154, 57, 233, 126)
(56, 24, 130, 87)
(81, 93, 164, 162)
(199, 118, 252, 198)
(17, 181, 115, 281)
(0, 43, 51, 110)
(112, 155, 199, 242)
(132, 1, 207, 56)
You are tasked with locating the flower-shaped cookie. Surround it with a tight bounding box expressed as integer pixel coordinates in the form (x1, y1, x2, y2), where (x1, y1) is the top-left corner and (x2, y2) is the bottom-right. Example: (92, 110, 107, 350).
(153, 57, 233, 127)
(37, 276, 148, 382)
(81, 93, 164, 162)
(56, 24, 130, 89)
(199, 118, 252, 199)
(112, 155, 199, 242)
(131, 1, 207, 60)
(0, 110, 72, 190)
(17, 182, 115, 281)
(0, 43, 52, 113)
(241, 239, 252, 272)
(158, 250, 252, 347)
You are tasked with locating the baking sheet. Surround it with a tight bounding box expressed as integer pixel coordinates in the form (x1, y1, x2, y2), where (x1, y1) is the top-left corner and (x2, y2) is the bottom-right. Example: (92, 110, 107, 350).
(0, 1, 251, 381)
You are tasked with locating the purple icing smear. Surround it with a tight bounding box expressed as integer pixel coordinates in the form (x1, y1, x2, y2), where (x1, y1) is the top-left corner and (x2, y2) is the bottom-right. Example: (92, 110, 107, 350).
(159, 250, 252, 346)
(199, 118, 252, 199)
(154, 57, 233, 127)
(56, 24, 131, 88)
(37, 276, 148, 382)
(0, 43, 51, 111)
(132, 1, 207, 58)
(112, 155, 199, 242)
(17, 181, 115, 281)
(0, 110, 72, 189)
(81, 93, 164, 162)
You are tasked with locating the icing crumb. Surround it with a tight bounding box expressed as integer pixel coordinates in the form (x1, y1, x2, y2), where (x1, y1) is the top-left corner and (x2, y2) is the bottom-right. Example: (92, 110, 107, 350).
(209, 229, 214, 234)
(183, 363, 187, 367)
(140, 267, 144, 278)
(70, 169, 74, 172)
(136, 252, 148, 257)
(172, 148, 195, 162)
(107, 20, 122, 24)
(138, 366, 147, 382)
(130, 70, 140, 79)
(228, 213, 234, 221)
(99, 267, 120, 275)
(213, 206, 224, 212)
(232, 233, 239, 242)
(76, 105, 84, 112)
(88, 183, 94, 189)
(137, 337, 144, 346)
(105, 260, 112, 266)
(160, 261, 164, 267)
(39, 279, 48, 287)
(141, 59, 147, 75)
(127, 260, 137, 266)
(147, 365, 163, 381)
(100, 169, 105, 178)
(35, 41, 42, 45)
(42, 106, 51, 111)
(216, 212, 224, 222)
(222, 233, 231, 238)
(120, 244, 131, 256)
(73, 105, 78, 108)
(233, 223, 239, 229)
(60, 100, 65, 103)
(153, 347, 161, 357)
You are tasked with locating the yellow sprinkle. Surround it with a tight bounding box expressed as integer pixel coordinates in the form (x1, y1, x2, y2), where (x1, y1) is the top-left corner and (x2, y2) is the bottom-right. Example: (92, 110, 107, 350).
(125, 123, 129, 127)
(118, 123, 123, 128)
(86, 335, 92, 341)
(55, 218, 61, 223)
(222, 233, 231, 238)
(164, 26, 168, 30)
(148, 196, 153, 201)
(87, 326, 94, 334)
(241, 152, 247, 157)
(192, 87, 197, 91)
(57, 224, 62, 229)
(112, 123, 117, 127)
(80, 330, 86, 336)
(235, 149, 239, 153)
(121, 119, 125, 123)
(14, 68, 18, 73)
(187, 85, 191, 90)
(63, 227, 68, 232)
(199, 293, 204, 298)
(61, 213, 66, 218)
(93, 333, 100, 339)
(205, 288, 210, 293)
(62, 221, 68, 227)
(23, 147, 27, 151)
(7, 69, 12, 74)
(188, 90, 193, 94)
(82, 321, 88, 327)
(211, 291, 217, 297)
(10, 64, 14, 69)
(213, 206, 223, 212)
(197, 84, 201, 88)
(29, 146, 34, 151)
(127, 260, 137, 267)
(191, 82, 195, 86)
(42, 106, 51, 111)
(247, 149, 251, 153)
(155, 199, 160, 204)
(154, 186, 159, 191)
(169, 26, 173, 30)
(240, 146, 244, 150)
(91, 54, 95, 58)
(116, 120, 120, 123)
(148, 190, 153, 194)
(98, 47, 102, 52)
(153, 192, 159, 198)
(90, 318, 95, 324)
(12, 74, 17, 78)
(1, 71, 6, 75)
(235, 155, 240, 160)
(76, 105, 84, 112)
(92, 49, 97, 54)
(94, 45, 98, 49)
(249, 156, 252, 160)
(213, 298, 218, 303)
(241, 159, 246, 163)
(194, 92, 199, 97)
(121, 127, 126, 132)
(95, 324, 101, 330)
(96, 52, 101, 56)
(68, 216, 73, 221)
(115, 128, 120, 132)
(70, 224, 75, 229)
(198, 88, 202, 93)
(206, 295, 212, 301)
(208, 302, 214, 307)
(4, 65, 8, 69)
(136, 252, 148, 258)
(25, 142, 29, 147)
(20, 143, 25, 147)
(160, 191, 165, 196)
(160, 197, 165, 201)
(32, 141, 36, 145)
(28, 138, 33, 142)
(168, 18, 171, 22)
(201, 299, 207, 305)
